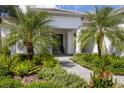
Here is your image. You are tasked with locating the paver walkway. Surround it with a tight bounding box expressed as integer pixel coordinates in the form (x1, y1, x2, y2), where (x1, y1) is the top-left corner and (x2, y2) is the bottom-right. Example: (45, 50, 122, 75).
(55, 56, 124, 84)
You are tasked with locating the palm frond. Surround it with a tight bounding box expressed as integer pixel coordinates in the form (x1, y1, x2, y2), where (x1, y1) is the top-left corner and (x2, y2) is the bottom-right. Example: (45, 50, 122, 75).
(79, 27, 96, 49)
(79, 6, 124, 55)
(2, 6, 57, 55)
(105, 29, 124, 51)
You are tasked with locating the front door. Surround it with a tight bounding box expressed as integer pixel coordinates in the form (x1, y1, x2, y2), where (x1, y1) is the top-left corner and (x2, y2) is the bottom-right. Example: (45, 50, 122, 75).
(53, 34, 64, 54)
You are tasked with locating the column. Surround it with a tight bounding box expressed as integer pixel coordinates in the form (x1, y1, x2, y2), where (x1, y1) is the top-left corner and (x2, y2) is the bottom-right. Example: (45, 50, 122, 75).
(67, 31, 72, 54)
(76, 27, 81, 54)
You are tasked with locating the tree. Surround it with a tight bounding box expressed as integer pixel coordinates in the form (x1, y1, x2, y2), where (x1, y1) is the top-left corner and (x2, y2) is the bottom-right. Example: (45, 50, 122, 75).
(2, 6, 57, 59)
(79, 6, 124, 57)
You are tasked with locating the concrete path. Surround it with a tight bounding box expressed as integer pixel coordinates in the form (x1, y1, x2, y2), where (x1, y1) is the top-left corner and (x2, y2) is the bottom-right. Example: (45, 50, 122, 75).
(55, 56, 124, 84)
(55, 56, 93, 83)
(113, 75, 124, 84)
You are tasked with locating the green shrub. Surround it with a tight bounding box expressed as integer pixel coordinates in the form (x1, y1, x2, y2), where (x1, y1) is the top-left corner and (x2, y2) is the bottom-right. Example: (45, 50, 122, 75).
(73, 53, 99, 62)
(0, 54, 16, 75)
(32, 53, 56, 66)
(33, 53, 59, 68)
(0, 76, 22, 88)
(72, 54, 124, 75)
(111, 60, 124, 68)
(10, 60, 40, 77)
(38, 64, 65, 80)
(24, 81, 58, 88)
(11, 54, 28, 61)
(0, 63, 10, 76)
(49, 73, 87, 88)
(38, 65, 87, 88)
(89, 72, 116, 88)
(43, 58, 58, 68)
(40, 53, 54, 60)
(32, 55, 43, 65)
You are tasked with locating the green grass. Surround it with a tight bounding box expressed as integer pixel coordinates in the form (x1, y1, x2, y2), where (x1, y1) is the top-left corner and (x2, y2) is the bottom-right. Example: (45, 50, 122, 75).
(72, 53, 124, 75)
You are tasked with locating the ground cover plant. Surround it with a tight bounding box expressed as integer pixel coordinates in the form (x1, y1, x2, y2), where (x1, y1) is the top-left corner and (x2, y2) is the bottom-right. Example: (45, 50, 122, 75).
(0, 53, 87, 88)
(88, 71, 116, 88)
(0, 5, 87, 88)
(37, 64, 87, 88)
(1, 5, 124, 88)
(72, 53, 124, 75)
(0, 76, 23, 88)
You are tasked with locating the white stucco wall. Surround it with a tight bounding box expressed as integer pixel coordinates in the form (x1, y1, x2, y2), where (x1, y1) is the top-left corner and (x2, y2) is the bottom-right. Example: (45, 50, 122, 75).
(85, 36, 124, 57)
(1, 27, 9, 38)
(49, 15, 82, 29)
(92, 36, 111, 54)
(50, 15, 82, 54)
(0, 27, 27, 55)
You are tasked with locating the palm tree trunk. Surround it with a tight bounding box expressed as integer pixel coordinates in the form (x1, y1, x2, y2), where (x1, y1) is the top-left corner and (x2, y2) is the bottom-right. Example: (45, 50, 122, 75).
(26, 42, 34, 60)
(97, 40, 102, 57)
(97, 31, 104, 57)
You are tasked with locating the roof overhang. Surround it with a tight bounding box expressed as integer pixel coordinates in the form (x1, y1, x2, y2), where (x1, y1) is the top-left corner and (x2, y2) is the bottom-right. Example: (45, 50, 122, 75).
(31, 7, 85, 17)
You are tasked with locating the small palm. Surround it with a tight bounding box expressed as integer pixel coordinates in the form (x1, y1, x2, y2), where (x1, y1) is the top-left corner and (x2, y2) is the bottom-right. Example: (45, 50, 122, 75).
(2, 6, 57, 59)
(79, 6, 124, 56)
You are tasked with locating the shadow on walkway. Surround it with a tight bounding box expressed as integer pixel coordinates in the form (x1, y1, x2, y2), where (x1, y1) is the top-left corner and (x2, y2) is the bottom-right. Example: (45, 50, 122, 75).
(59, 61, 76, 68)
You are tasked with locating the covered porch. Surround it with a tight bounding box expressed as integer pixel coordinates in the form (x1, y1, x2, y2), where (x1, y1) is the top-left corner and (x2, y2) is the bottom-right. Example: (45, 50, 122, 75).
(52, 28, 76, 55)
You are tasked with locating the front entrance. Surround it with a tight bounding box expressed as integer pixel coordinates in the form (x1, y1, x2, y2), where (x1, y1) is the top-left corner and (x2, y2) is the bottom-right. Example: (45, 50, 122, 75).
(53, 34, 64, 54)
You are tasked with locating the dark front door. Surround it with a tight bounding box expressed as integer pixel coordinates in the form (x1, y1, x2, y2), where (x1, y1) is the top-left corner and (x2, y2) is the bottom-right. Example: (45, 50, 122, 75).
(53, 34, 64, 54)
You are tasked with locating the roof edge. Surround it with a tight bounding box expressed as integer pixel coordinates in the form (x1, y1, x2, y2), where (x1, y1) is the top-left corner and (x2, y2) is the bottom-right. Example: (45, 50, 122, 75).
(31, 7, 85, 17)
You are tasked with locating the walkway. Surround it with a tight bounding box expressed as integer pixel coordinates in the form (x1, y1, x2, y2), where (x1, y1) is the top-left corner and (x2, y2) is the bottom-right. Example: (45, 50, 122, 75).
(55, 56, 93, 83)
(55, 56, 124, 84)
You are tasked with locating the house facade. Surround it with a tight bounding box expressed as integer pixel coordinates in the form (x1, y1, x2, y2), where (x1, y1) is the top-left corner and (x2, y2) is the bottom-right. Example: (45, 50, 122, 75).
(33, 8, 84, 54)
(1, 6, 124, 56)
(0, 6, 85, 55)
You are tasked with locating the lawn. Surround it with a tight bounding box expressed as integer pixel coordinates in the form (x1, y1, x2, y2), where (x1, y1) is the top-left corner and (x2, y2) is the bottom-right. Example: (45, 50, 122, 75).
(72, 53, 124, 75)
(0, 53, 87, 88)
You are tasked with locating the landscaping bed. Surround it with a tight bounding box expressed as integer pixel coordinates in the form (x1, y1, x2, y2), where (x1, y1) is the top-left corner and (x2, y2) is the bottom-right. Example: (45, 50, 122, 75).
(72, 53, 124, 75)
(0, 53, 87, 88)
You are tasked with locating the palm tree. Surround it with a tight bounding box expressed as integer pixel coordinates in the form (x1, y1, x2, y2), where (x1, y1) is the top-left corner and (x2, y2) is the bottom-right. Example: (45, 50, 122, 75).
(2, 6, 57, 59)
(79, 6, 124, 57)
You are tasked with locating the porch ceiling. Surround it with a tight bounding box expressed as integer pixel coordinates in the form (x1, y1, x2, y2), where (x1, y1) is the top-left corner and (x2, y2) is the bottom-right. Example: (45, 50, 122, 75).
(54, 28, 76, 33)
